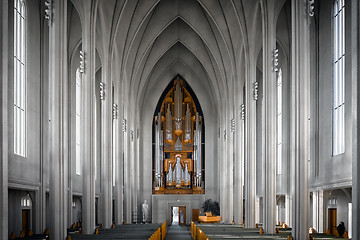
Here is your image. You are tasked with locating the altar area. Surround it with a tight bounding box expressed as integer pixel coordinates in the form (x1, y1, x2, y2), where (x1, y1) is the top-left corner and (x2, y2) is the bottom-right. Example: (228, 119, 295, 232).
(151, 194, 205, 225)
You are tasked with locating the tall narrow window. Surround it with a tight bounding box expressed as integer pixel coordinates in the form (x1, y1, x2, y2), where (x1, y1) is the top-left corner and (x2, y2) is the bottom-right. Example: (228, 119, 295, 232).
(75, 68, 82, 175)
(13, 0, 27, 157)
(333, 0, 345, 155)
(277, 69, 282, 174)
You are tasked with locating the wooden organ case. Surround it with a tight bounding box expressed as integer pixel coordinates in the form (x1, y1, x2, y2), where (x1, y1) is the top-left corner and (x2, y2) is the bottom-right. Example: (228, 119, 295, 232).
(153, 78, 204, 194)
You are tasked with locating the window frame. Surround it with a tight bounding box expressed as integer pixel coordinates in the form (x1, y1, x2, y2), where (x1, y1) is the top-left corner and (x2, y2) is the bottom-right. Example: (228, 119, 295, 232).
(332, 0, 345, 156)
(13, 0, 27, 157)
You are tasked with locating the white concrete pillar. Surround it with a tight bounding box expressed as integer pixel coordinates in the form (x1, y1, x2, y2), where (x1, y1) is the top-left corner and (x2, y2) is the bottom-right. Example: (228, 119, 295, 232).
(285, 194, 291, 227)
(48, 0, 69, 238)
(130, 124, 138, 222)
(219, 126, 224, 218)
(255, 197, 260, 224)
(123, 109, 132, 223)
(81, 2, 96, 233)
(262, 0, 277, 234)
(113, 117, 123, 225)
(0, 1, 9, 238)
(351, 0, 360, 239)
(291, 0, 311, 239)
(227, 114, 234, 223)
(234, 103, 244, 224)
(130, 126, 136, 223)
(348, 203, 352, 238)
(312, 190, 324, 233)
(114, 84, 123, 225)
(220, 109, 234, 224)
(100, 60, 113, 228)
(245, 58, 257, 228)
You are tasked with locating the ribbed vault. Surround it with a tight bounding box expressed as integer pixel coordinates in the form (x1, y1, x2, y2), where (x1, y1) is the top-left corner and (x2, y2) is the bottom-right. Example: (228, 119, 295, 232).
(99, 0, 247, 115)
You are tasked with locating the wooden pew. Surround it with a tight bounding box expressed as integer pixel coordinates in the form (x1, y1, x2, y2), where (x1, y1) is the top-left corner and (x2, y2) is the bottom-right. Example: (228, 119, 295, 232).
(67, 223, 165, 240)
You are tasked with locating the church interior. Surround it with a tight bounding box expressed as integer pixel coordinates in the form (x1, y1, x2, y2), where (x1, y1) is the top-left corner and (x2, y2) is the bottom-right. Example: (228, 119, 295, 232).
(1, 0, 360, 239)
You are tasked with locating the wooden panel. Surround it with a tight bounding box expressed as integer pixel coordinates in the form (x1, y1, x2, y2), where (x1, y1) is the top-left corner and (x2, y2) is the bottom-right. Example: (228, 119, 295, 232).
(179, 206, 186, 225)
(192, 209, 199, 222)
(22, 209, 30, 235)
(328, 208, 337, 234)
(152, 188, 205, 194)
(198, 215, 222, 223)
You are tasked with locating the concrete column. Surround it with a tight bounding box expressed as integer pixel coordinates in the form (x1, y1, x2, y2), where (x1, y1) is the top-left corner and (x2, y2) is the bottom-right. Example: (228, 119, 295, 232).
(82, 2, 96, 234)
(312, 190, 324, 233)
(100, 60, 113, 228)
(114, 83, 123, 225)
(245, 59, 256, 228)
(312, 191, 318, 231)
(351, 0, 360, 238)
(255, 197, 260, 224)
(227, 114, 234, 223)
(291, 0, 311, 239)
(219, 125, 225, 221)
(219, 124, 225, 220)
(113, 113, 122, 225)
(123, 109, 131, 223)
(262, 0, 277, 234)
(220, 111, 234, 223)
(0, 1, 9, 238)
(234, 103, 244, 224)
(48, 0, 68, 238)
(285, 194, 292, 227)
(135, 127, 140, 222)
(130, 125, 137, 223)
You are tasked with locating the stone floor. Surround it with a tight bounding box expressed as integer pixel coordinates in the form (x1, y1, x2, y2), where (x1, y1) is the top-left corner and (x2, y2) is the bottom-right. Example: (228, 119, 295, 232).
(164, 225, 192, 240)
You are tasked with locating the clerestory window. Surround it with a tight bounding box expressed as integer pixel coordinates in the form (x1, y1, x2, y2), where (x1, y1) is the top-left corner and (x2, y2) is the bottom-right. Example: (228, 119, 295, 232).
(332, 0, 345, 155)
(13, 0, 27, 157)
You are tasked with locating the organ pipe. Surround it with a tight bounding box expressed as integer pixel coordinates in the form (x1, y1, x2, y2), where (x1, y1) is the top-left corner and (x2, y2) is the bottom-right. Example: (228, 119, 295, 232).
(185, 163, 190, 185)
(165, 103, 173, 144)
(167, 163, 173, 184)
(176, 156, 182, 188)
(184, 103, 191, 142)
(194, 112, 202, 188)
(160, 128, 164, 187)
(155, 113, 161, 187)
(174, 80, 183, 136)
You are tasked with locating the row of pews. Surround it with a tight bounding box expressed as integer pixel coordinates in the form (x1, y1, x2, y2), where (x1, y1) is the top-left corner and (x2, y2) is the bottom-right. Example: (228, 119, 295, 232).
(191, 222, 349, 240)
(9, 229, 49, 240)
(67, 222, 166, 240)
(192, 222, 294, 240)
(8, 222, 166, 240)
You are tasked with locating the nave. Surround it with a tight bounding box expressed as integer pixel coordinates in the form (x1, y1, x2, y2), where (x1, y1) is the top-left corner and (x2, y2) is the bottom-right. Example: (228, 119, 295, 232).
(1, 0, 360, 239)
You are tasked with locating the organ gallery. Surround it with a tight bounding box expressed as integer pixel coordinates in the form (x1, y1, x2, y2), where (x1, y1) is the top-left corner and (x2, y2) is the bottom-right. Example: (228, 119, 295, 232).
(153, 77, 204, 194)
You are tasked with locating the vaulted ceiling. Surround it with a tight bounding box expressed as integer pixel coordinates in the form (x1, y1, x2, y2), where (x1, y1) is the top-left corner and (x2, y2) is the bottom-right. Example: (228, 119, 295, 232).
(94, 0, 263, 115)
(68, 0, 289, 119)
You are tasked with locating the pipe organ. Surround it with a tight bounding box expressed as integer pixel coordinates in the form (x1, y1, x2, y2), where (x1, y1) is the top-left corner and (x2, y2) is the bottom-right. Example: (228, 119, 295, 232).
(153, 78, 204, 194)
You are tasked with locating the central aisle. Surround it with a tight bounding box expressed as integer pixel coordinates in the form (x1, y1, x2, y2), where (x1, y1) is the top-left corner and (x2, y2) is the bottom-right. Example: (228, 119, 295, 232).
(164, 225, 192, 240)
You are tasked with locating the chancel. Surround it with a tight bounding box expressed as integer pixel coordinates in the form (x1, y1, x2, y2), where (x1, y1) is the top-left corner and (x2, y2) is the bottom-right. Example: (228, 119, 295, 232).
(1, 0, 360, 240)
